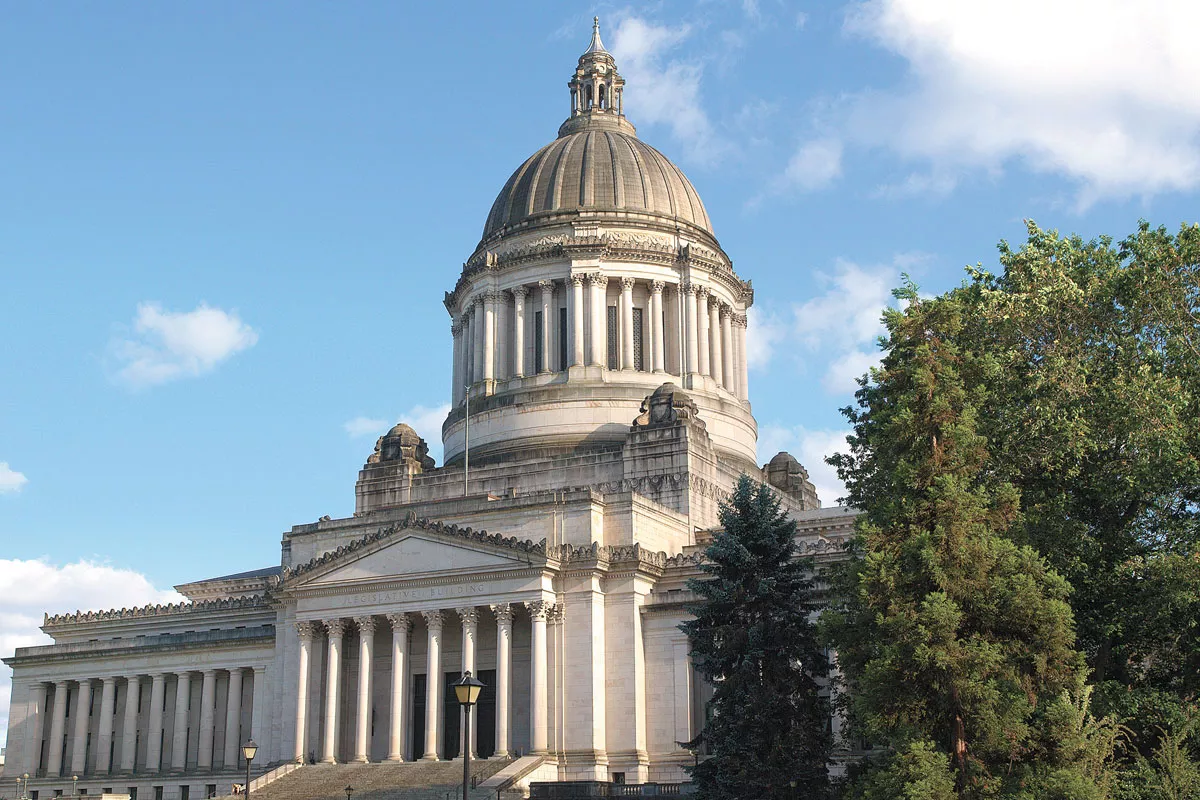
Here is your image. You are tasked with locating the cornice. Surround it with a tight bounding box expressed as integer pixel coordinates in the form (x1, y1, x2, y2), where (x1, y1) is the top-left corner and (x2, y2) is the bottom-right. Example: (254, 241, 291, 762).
(44, 594, 274, 629)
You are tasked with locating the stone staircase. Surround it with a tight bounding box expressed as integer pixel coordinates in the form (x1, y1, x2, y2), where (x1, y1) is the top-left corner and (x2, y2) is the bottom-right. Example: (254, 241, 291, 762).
(226, 759, 517, 800)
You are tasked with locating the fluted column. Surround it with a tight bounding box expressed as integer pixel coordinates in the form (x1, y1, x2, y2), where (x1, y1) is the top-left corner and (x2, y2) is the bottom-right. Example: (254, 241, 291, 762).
(538, 280, 553, 373)
(457, 607, 478, 757)
(451, 321, 462, 404)
(588, 274, 607, 366)
(736, 314, 749, 399)
(249, 666, 267, 759)
(683, 284, 699, 376)
(293, 622, 315, 764)
(119, 677, 140, 773)
(170, 672, 190, 770)
(96, 676, 118, 773)
(472, 299, 485, 387)
(354, 616, 376, 762)
(462, 310, 474, 387)
(47, 680, 69, 776)
(28, 682, 48, 774)
(483, 293, 497, 383)
(321, 619, 347, 763)
(491, 604, 513, 758)
(511, 287, 528, 379)
(197, 669, 218, 769)
(145, 673, 167, 772)
(696, 287, 711, 376)
(421, 611, 443, 760)
(709, 296, 723, 387)
(527, 601, 550, 754)
(720, 306, 734, 392)
(650, 281, 665, 373)
(570, 273, 585, 367)
(386, 613, 411, 762)
(222, 668, 244, 769)
(70, 678, 93, 774)
(620, 277, 635, 369)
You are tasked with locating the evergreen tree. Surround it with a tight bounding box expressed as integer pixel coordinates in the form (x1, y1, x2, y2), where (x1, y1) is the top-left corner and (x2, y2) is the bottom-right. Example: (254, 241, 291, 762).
(682, 474, 832, 800)
(824, 284, 1117, 798)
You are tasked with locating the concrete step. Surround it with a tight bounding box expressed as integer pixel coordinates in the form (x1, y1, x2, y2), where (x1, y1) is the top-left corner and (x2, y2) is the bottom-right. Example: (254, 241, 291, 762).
(227, 760, 515, 800)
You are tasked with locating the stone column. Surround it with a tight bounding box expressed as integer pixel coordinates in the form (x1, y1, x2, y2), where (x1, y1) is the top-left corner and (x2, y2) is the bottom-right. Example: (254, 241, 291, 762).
(483, 293, 497, 383)
(145, 673, 167, 772)
(354, 616, 376, 763)
(96, 676, 118, 774)
(47, 680, 69, 776)
(696, 287, 711, 376)
(249, 667, 268, 757)
(28, 682, 48, 774)
(71, 678, 93, 774)
(293, 621, 315, 764)
(451, 321, 462, 404)
(197, 669, 218, 769)
(321, 619, 347, 764)
(588, 274, 607, 366)
(385, 613, 410, 762)
(683, 284, 699, 376)
(650, 281, 665, 373)
(672, 640, 693, 751)
(223, 668, 244, 769)
(421, 611, 443, 760)
(511, 287, 528, 378)
(472, 299, 486, 387)
(496, 293, 509, 381)
(709, 296, 723, 387)
(736, 314, 749, 399)
(570, 273, 585, 367)
(721, 306, 734, 393)
(527, 601, 550, 754)
(170, 672, 190, 770)
(119, 677, 140, 773)
(538, 280, 554, 373)
(457, 607, 478, 757)
(491, 604, 513, 759)
(620, 277, 635, 369)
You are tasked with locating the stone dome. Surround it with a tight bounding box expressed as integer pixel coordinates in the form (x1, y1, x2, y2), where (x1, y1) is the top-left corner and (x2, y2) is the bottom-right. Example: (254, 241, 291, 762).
(481, 127, 713, 243)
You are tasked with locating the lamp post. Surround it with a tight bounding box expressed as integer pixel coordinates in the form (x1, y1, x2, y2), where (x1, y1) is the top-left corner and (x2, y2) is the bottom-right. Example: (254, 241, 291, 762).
(345, 785, 354, 800)
(454, 671, 485, 800)
(242, 739, 258, 800)
(21, 773, 30, 799)
(72, 775, 78, 797)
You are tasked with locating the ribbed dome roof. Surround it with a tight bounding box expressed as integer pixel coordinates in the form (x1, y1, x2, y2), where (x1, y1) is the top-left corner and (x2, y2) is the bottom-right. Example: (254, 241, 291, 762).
(482, 126, 713, 241)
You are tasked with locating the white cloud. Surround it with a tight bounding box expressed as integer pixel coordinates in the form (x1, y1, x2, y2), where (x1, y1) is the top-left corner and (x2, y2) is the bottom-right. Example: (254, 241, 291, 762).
(795, 11, 809, 29)
(845, 0, 1200, 203)
(0, 463, 28, 494)
(0, 559, 184, 748)
(112, 303, 258, 388)
(610, 16, 729, 165)
(344, 404, 451, 464)
(780, 137, 844, 192)
(745, 306, 787, 370)
(757, 425, 852, 506)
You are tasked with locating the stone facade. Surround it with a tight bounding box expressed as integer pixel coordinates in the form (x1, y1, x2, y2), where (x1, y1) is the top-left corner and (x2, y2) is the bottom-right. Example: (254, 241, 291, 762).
(2, 20, 855, 799)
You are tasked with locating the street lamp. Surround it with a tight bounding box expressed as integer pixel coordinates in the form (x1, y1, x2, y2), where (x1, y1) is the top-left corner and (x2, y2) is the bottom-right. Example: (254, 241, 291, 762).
(21, 773, 30, 799)
(72, 775, 78, 797)
(242, 739, 259, 800)
(454, 671, 485, 800)
(345, 785, 354, 800)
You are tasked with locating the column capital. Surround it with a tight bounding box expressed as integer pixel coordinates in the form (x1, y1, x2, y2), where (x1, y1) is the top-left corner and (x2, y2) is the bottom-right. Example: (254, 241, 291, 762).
(733, 313, 748, 328)
(456, 607, 479, 627)
(569, 272, 587, 286)
(101, 675, 118, 685)
(537, 279, 555, 292)
(355, 615, 378, 636)
(525, 599, 553, 620)
(650, 279, 665, 294)
(719, 302, 732, 319)
(620, 276, 636, 291)
(483, 289, 504, 303)
(708, 293, 721, 309)
(510, 284, 530, 300)
(296, 620, 318, 640)
(386, 612, 411, 633)
(421, 609, 444, 632)
(490, 603, 514, 625)
(325, 618, 350, 638)
(681, 282, 697, 296)
(696, 285, 710, 299)
(202, 667, 219, 677)
(550, 604, 565, 625)
(589, 273, 609, 288)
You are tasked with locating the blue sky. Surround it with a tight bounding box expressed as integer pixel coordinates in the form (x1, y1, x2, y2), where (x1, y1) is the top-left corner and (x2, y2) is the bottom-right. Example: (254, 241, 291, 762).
(2, 0, 1199, 738)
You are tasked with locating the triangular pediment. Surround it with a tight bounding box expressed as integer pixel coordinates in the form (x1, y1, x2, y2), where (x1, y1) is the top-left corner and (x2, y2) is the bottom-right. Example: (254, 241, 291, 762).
(281, 516, 547, 587)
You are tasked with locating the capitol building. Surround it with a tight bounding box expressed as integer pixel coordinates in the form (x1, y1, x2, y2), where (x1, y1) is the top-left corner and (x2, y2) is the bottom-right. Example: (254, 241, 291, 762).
(4, 21, 853, 799)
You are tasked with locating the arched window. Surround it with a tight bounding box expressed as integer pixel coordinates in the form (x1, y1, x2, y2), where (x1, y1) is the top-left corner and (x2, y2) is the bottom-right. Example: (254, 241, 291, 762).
(585, 84, 594, 109)
(599, 84, 607, 109)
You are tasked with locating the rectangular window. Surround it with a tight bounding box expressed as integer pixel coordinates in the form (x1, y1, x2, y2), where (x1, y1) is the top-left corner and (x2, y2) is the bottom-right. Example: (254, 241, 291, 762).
(534, 310, 544, 373)
(129, 788, 138, 800)
(65, 688, 72, 717)
(607, 306, 619, 369)
(559, 307, 568, 370)
(633, 307, 645, 371)
(206, 784, 216, 798)
(180, 786, 190, 800)
(155, 788, 164, 800)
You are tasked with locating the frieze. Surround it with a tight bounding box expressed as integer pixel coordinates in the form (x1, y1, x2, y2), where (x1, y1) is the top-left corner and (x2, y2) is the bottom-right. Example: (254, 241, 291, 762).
(44, 594, 273, 628)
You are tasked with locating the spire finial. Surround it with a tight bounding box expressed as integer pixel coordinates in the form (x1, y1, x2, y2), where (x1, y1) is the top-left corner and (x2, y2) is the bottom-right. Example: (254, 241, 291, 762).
(585, 16, 607, 54)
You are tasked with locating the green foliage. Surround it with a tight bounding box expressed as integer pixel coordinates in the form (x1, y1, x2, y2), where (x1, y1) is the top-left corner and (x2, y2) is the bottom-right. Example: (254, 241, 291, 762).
(857, 741, 957, 800)
(824, 282, 1117, 797)
(682, 474, 832, 800)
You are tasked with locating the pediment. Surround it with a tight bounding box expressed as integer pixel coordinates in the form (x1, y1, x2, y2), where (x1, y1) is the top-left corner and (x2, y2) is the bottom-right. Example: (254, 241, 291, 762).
(281, 516, 547, 588)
